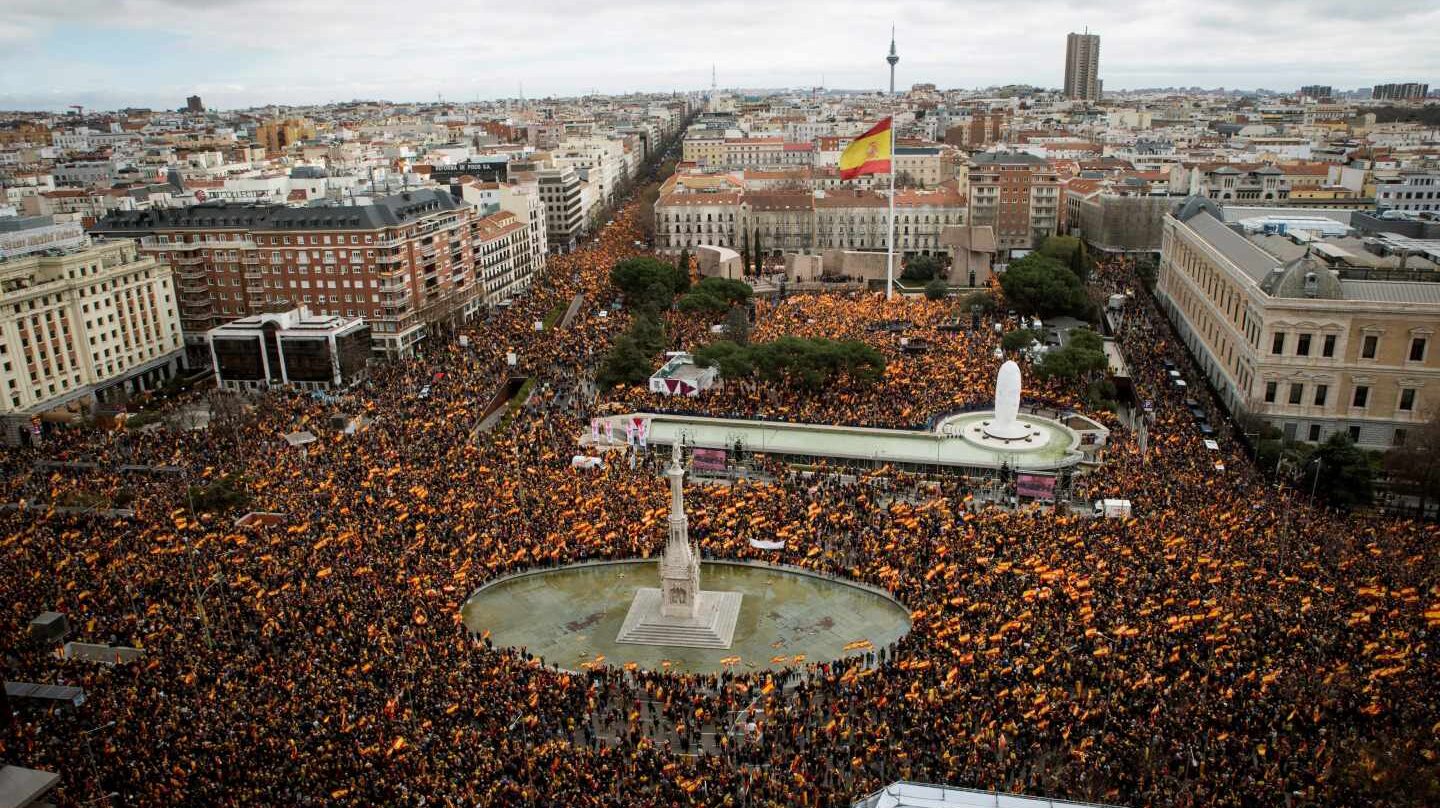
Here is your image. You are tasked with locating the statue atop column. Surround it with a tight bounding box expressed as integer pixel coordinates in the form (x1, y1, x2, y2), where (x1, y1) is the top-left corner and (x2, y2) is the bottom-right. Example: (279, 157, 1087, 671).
(659, 441, 700, 619)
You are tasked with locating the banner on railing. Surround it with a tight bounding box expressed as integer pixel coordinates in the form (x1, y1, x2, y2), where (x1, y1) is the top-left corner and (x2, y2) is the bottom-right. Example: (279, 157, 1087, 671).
(748, 538, 786, 550)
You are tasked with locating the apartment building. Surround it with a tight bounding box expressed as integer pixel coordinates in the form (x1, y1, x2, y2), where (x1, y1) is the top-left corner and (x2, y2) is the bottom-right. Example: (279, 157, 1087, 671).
(1063, 32, 1102, 103)
(535, 164, 586, 253)
(654, 185, 966, 259)
(1375, 171, 1440, 213)
(1371, 83, 1429, 101)
(254, 118, 316, 155)
(451, 178, 549, 291)
(893, 146, 954, 189)
(723, 138, 785, 169)
(473, 211, 539, 304)
(94, 189, 482, 358)
(967, 152, 1061, 252)
(1169, 164, 1291, 202)
(652, 191, 742, 253)
(1158, 196, 1440, 450)
(814, 187, 967, 255)
(681, 135, 726, 167)
(943, 111, 1011, 149)
(0, 237, 184, 444)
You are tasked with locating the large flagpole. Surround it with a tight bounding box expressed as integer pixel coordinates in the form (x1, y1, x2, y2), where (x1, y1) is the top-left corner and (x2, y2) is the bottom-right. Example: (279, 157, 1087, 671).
(886, 117, 896, 300)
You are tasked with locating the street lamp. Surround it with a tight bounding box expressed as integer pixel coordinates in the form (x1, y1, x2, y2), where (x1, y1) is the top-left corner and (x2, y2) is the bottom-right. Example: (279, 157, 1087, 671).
(81, 721, 117, 806)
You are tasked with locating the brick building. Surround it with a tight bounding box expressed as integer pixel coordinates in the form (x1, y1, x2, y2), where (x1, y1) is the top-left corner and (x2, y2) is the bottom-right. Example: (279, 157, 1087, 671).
(967, 152, 1061, 253)
(93, 190, 503, 359)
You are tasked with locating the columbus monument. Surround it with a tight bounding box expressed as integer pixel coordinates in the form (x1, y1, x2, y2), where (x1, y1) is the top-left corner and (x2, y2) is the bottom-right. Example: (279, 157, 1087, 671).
(616, 443, 743, 648)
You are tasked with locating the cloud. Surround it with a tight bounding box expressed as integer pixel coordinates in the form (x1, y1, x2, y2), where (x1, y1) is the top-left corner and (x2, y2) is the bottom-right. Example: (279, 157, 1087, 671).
(1, 0, 1436, 109)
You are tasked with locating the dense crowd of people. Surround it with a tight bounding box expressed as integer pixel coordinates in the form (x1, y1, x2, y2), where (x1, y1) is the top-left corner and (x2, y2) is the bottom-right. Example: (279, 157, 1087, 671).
(0, 186, 1436, 807)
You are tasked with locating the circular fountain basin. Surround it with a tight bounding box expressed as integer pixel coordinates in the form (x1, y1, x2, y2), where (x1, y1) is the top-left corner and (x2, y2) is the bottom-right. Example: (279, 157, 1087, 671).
(461, 560, 911, 675)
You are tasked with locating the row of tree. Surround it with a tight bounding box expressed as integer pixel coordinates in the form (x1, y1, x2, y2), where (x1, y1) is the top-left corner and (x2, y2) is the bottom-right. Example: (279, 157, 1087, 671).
(694, 336, 886, 391)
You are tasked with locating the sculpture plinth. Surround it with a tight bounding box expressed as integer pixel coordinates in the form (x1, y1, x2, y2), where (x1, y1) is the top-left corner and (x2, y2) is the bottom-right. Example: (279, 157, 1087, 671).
(616, 443, 742, 649)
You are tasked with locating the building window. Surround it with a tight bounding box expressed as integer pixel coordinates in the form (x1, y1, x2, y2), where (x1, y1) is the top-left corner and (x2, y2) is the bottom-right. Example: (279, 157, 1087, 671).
(1322, 334, 1336, 357)
(1296, 333, 1311, 356)
(1314, 384, 1328, 406)
(1308, 424, 1322, 442)
(1288, 383, 1303, 405)
(1400, 388, 1417, 411)
(1362, 334, 1378, 359)
(1395, 428, 1408, 447)
(1349, 425, 1362, 443)
(1264, 381, 1277, 403)
(1353, 385, 1369, 408)
(1410, 337, 1427, 362)
(1271, 332, 1285, 355)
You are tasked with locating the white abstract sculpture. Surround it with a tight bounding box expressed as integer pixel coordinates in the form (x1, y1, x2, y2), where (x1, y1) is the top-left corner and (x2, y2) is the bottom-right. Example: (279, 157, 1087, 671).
(983, 360, 1030, 440)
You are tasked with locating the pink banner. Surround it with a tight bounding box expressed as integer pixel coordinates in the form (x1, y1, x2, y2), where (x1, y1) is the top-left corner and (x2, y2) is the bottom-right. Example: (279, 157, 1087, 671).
(1016, 474, 1056, 499)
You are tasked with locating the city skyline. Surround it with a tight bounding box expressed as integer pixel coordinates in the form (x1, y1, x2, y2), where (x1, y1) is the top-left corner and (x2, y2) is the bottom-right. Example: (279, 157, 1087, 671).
(2, 0, 1438, 111)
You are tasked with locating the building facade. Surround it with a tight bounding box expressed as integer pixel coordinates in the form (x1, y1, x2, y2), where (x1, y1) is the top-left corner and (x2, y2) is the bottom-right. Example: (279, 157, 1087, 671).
(536, 165, 586, 253)
(1375, 171, 1440, 213)
(967, 152, 1061, 253)
(1063, 32, 1101, 103)
(1371, 83, 1429, 101)
(1157, 197, 1440, 450)
(208, 307, 370, 392)
(94, 189, 485, 358)
(654, 186, 966, 259)
(1, 238, 185, 444)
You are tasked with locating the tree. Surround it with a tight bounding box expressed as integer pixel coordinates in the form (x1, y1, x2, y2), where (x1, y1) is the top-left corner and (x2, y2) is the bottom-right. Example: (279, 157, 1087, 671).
(596, 335, 653, 389)
(1002, 328, 1038, 352)
(677, 246, 692, 284)
(1310, 433, 1375, 510)
(724, 305, 751, 346)
(751, 230, 764, 275)
(924, 278, 948, 300)
(998, 253, 1089, 319)
(629, 312, 666, 355)
(902, 254, 944, 282)
(962, 290, 997, 315)
(611, 257, 686, 308)
(678, 291, 729, 314)
(1034, 328, 1107, 380)
(741, 230, 751, 277)
(693, 276, 752, 305)
(637, 184, 661, 241)
(1135, 255, 1158, 291)
(1384, 408, 1440, 517)
(188, 473, 250, 514)
(694, 337, 885, 391)
(692, 339, 754, 380)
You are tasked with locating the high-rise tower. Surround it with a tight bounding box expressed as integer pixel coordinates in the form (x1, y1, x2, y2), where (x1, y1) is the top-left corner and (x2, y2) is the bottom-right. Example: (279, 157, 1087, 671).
(1064, 30, 1101, 103)
(886, 26, 900, 96)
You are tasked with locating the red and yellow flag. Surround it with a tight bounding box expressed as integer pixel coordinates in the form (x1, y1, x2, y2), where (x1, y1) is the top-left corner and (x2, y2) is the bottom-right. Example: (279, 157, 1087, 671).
(838, 117, 892, 180)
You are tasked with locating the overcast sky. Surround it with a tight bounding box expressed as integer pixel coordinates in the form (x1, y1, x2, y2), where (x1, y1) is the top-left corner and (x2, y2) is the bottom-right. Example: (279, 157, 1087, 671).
(2, 0, 1437, 111)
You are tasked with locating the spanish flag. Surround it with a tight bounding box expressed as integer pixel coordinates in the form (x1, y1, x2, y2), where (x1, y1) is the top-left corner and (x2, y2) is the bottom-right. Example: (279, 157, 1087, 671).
(838, 117, 893, 180)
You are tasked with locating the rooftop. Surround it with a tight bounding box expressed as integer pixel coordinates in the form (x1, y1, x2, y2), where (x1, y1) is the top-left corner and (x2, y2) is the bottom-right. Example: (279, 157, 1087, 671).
(95, 188, 462, 233)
